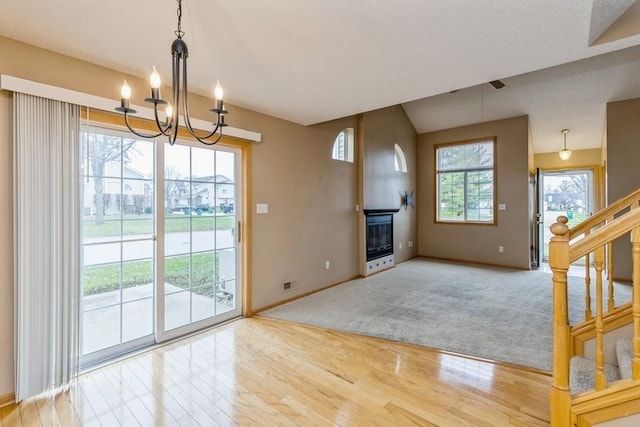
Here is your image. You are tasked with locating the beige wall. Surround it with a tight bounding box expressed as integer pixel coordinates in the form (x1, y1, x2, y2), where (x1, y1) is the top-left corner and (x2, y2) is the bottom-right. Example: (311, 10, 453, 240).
(244, 114, 362, 310)
(534, 148, 602, 171)
(606, 97, 640, 280)
(417, 116, 531, 269)
(361, 106, 418, 264)
(0, 36, 420, 397)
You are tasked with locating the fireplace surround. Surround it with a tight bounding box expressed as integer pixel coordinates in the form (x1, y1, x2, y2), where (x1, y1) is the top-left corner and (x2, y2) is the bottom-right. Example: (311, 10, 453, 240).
(364, 209, 399, 275)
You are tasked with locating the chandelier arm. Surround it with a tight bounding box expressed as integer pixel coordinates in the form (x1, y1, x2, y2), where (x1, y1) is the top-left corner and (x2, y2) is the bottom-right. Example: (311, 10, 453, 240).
(151, 103, 174, 137)
(124, 111, 163, 139)
(182, 98, 222, 142)
(180, 57, 223, 143)
(185, 115, 224, 145)
(199, 130, 224, 145)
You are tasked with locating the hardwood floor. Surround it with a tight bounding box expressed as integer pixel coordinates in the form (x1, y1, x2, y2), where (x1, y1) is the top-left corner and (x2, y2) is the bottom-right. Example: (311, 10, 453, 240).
(1, 317, 551, 426)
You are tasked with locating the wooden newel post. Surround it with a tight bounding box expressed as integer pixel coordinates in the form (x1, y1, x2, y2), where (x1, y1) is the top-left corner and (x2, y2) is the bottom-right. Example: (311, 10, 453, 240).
(549, 216, 572, 427)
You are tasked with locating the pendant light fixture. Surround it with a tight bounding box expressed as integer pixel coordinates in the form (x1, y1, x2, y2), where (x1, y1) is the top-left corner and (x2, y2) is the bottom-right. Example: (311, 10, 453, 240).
(559, 129, 571, 161)
(115, 0, 227, 145)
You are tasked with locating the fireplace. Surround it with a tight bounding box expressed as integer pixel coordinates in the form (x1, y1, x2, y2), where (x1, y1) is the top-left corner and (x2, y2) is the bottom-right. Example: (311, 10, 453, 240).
(366, 214, 393, 261)
(364, 209, 398, 275)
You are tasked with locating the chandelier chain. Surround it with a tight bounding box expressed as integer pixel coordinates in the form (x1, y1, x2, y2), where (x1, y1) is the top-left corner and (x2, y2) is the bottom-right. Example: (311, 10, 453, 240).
(175, 0, 185, 39)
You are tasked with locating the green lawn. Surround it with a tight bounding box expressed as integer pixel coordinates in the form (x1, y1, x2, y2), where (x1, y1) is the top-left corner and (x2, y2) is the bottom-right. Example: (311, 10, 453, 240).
(438, 211, 493, 222)
(83, 213, 234, 238)
(83, 213, 232, 294)
(83, 252, 221, 296)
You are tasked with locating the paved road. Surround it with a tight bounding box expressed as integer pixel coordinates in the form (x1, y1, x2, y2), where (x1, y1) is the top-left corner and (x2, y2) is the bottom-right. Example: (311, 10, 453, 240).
(84, 230, 235, 265)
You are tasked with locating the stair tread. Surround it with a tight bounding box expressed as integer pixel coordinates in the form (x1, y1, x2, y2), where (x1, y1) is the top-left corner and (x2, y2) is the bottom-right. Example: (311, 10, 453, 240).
(616, 339, 633, 380)
(570, 356, 620, 394)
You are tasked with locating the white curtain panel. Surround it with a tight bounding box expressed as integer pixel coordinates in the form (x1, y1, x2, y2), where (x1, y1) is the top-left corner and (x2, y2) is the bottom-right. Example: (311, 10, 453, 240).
(13, 93, 81, 401)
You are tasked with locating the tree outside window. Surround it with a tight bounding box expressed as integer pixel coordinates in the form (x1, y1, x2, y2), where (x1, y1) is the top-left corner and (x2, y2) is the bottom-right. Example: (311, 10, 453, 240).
(435, 138, 496, 224)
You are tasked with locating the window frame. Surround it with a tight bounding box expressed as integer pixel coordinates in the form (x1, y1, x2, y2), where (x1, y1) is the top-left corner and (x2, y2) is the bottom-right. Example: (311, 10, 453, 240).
(434, 137, 497, 225)
(394, 143, 407, 173)
(331, 128, 354, 163)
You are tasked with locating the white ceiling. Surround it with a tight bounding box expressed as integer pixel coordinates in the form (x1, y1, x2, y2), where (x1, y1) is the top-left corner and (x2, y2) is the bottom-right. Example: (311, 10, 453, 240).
(2, 0, 640, 153)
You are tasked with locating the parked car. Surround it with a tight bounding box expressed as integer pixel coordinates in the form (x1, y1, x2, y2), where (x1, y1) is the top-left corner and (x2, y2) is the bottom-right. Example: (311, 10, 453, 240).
(169, 205, 192, 214)
(220, 203, 234, 214)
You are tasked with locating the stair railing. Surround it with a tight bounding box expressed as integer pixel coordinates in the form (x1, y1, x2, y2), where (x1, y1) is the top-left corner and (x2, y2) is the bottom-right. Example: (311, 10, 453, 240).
(550, 203, 640, 426)
(568, 188, 640, 321)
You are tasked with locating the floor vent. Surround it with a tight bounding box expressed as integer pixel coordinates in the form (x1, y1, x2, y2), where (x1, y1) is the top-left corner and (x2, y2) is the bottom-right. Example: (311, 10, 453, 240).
(282, 281, 296, 292)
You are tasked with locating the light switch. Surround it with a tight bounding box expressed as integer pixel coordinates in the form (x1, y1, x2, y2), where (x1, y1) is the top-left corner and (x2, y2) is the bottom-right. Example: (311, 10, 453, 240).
(256, 203, 269, 214)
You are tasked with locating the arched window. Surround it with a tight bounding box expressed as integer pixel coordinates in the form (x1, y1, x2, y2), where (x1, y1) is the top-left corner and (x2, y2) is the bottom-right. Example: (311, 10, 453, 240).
(332, 128, 354, 162)
(394, 143, 407, 173)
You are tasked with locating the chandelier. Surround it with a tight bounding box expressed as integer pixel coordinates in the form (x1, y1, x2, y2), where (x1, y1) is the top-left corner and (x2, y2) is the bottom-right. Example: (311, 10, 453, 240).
(115, 0, 228, 145)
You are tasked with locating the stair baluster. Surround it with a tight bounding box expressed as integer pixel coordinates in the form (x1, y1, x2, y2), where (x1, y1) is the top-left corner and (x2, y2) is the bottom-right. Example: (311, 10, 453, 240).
(585, 251, 592, 321)
(607, 241, 615, 312)
(594, 245, 606, 390)
(632, 226, 640, 380)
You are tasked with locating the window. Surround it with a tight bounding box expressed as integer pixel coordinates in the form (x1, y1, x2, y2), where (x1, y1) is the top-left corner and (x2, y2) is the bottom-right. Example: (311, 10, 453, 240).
(332, 128, 354, 162)
(435, 138, 496, 224)
(394, 143, 407, 173)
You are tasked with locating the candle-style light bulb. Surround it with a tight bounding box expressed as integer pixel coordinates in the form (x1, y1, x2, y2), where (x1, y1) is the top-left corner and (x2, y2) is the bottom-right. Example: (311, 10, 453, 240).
(150, 66, 162, 89)
(214, 80, 224, 111)
(214, 80, 224, 100)
(149, 66, 162, 100)
(165, 104, 173, 126)
(121, 80, 132, 100)
(119, 80, 132, 110)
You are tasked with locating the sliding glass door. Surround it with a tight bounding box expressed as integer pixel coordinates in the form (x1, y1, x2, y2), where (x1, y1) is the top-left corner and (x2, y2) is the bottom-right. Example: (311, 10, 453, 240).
(160, 142, 240, 340)
(81, 126, 242, 365)
(81, 129, 156, 365)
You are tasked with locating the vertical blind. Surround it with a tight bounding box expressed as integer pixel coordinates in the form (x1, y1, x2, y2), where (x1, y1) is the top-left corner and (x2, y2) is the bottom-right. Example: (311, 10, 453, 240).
(13, 93, 81, 400)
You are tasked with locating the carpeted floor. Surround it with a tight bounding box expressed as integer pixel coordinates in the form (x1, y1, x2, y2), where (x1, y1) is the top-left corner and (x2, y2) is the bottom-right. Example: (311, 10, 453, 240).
(260, 258, 633, 371)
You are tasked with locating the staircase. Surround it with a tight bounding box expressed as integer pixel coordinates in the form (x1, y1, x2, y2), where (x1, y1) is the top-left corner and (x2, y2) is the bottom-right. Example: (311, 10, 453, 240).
(570, 338, 632, 394)
(549, 188, 640, 426)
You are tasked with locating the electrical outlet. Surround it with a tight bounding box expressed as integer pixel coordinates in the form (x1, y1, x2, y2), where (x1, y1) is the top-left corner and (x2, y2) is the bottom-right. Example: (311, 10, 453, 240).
(325, 260, 330, 269)
(498, 246, 504, 253)
(408, 241, 413, 248)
